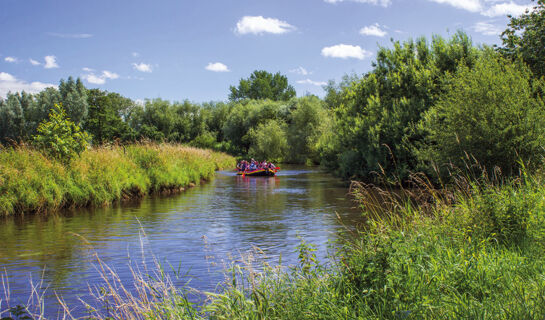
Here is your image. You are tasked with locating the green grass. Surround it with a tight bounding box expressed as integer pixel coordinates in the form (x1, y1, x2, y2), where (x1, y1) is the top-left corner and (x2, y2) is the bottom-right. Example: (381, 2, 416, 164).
(203, 169, 545, 319)
(0, 143, 235, 216)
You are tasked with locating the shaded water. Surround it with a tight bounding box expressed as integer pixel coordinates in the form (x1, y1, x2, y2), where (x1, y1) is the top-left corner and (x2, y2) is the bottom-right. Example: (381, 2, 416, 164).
(0, 165, 362, 317)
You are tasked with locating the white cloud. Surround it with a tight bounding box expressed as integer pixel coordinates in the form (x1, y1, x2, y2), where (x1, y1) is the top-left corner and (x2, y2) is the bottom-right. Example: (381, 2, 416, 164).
(82, 67, 94, 72)
(297, 79, 327, 86)
(29, 58, 40, 66)
(360, 23, 388, 37)
(426, 0, 532, 17)
(482, 2, 532, 17)
(290, 66, 310, 75)
(205, 62, 230, 72)
(47, 32, 93, 39)
(235, 16, 295, 35)
(44, 55, 59, 69)
(321, 44, 372, 60)
(82, 70, 119, 85)
(4, 57, 17, 63)
(324, 0, 391, 7)
(132, 52, 140, 57)
(0, 72, 55, 97)
(427, 0, 482, 12)
(133, 62, 152, 73)
(473, 21, 503, 35)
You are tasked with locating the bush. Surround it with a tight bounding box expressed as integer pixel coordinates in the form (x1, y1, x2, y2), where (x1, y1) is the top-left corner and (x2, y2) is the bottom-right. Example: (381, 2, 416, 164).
(247, 119, 288, 162)
(32, 103, 90, 162)
(419, 50, 545, 178)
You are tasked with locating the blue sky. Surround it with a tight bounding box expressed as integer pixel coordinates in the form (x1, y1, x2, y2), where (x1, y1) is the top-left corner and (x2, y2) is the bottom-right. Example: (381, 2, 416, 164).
(0, 0, 534, 102)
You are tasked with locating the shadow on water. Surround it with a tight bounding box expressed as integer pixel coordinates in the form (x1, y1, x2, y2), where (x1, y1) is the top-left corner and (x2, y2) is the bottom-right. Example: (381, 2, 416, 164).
(0, 165, 363, 317)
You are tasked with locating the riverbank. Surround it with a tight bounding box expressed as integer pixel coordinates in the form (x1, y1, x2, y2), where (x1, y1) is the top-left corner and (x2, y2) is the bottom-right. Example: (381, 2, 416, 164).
(0, 143, 235, 216)
(203, 170, 545, 319)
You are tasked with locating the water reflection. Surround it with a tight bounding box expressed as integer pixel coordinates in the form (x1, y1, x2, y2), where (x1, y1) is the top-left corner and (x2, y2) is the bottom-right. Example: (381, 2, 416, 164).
(0, 165, 362, 317)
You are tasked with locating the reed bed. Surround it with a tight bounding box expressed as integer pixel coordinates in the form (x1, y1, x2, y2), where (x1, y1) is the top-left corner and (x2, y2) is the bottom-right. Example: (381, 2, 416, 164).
(0, 143, 235, 216)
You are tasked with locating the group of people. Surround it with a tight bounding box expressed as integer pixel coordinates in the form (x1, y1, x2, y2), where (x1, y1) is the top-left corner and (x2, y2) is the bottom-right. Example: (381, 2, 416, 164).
(237, 159, 276, 172)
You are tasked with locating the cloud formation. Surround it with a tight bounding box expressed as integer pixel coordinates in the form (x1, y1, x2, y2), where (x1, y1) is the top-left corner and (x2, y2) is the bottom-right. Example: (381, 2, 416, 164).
(0, 72, 55, 97)
(321, 44, 372, 60)
(324, 0, 391, 7)
(29, 58, 40, 66)
(133, 62, 153, 73)
(47, 32, 93, 39)
(482, 2, 532, 17)
(360, 23, 388, 37)
(297, 79, 327, 86)
(235, 16, 295, 35)
(290, 67, 310, 75)
(427, 0, 532, 17)
(205, 62, 230, 72)
(82, 70, 119, 85)
(473, 21, 503, 35)
(44, 55, 59, 69)
(4, 57, 17, 63)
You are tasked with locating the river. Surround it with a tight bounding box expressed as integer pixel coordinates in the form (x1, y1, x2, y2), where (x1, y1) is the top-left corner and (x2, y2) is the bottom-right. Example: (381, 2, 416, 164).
(0, 165, 363, 317)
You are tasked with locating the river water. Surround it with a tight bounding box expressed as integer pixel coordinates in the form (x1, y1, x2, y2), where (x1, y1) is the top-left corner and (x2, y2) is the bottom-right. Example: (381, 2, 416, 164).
(0, 165, 363, 317)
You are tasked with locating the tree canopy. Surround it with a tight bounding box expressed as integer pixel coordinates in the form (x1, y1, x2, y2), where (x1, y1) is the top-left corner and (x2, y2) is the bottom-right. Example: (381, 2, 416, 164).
(229, 70, 296, 101)
(500, 0, 545, 78)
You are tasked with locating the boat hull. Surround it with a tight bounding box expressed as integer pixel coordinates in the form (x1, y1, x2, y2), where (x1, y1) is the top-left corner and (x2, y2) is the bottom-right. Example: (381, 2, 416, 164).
(237, 169, 276, 177)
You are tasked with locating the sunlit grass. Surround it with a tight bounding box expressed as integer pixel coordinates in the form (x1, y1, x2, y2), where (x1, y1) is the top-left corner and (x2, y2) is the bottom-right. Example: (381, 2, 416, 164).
(0, 143, 235, 216)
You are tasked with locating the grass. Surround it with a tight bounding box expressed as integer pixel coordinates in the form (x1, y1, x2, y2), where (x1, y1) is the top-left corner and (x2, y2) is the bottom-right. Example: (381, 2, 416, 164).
(202, 167, 545, 319)
(0, 143, 235, 216)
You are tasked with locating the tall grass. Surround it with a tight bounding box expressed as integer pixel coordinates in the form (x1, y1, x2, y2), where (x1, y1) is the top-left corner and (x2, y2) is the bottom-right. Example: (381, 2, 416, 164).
(204, 166, 545, 319)
(0, 143, 235, 216)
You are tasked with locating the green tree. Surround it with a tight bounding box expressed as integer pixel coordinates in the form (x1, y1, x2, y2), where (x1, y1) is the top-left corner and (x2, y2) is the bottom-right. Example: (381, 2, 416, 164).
(59, 77, 88, 124)
(248, 120, 288, 162)
(33, 104, 90, 162)
(324, 32, 480, 181)
(0, 93, 25, 143)
(229, 70, 296, 101)
(500, 0, 545, 79)
(85, 89, 134, 143)
(419, 50, 545, 177)
(286, 96, 327, 164)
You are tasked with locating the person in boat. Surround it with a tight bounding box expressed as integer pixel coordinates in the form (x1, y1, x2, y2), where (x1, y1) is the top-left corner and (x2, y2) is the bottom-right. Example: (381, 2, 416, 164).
(249, 159, 257, 171)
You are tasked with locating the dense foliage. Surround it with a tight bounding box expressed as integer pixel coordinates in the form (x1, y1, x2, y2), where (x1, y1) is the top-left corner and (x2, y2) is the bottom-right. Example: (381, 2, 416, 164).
(229, 70, 296, 101)
(500, 0, 545, 79)
(320, 32, 481, 181)
(419, 50, 545, 176)
(33, 104, 90, 162)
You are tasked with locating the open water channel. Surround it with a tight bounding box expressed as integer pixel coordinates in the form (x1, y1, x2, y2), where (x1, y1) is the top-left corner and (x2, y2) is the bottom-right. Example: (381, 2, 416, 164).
(0, 165, 363, 317)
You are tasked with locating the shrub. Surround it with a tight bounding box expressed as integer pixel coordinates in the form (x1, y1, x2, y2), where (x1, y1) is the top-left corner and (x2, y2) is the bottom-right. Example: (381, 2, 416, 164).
(419, 50, 545, 178)
(33, 103, 90, 162)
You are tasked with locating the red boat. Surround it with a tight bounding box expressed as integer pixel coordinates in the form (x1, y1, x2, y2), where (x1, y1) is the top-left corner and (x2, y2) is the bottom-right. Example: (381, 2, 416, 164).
(236, 168, 277, 177)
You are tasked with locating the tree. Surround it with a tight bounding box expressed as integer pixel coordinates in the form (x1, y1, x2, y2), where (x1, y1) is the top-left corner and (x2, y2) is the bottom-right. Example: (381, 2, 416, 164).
(0, 93, 25, 143)
(500, 0, 545, 79)
(323, 32, 480, 181)
(33, 104, 90, 162)
(248, 120, 288, 162)
(229, 70, 296, 101)
(85, 89, 134, 143)
(286, 96, 327, 164)
(419, 50, 545, 177)
(59, 77, 88, 124)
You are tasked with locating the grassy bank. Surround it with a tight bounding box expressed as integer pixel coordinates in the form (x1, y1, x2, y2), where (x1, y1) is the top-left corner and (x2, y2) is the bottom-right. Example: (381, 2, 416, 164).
(204, 170, 545, 319)
(0, 143, 235, 216)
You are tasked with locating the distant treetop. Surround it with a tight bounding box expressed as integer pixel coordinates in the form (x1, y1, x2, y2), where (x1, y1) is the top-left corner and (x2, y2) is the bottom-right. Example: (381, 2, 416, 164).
(229, 70, 296, 102)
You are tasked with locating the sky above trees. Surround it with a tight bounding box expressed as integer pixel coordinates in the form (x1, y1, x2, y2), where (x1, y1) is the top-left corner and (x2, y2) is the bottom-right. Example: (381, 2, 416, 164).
(0, 0, 535, 102)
